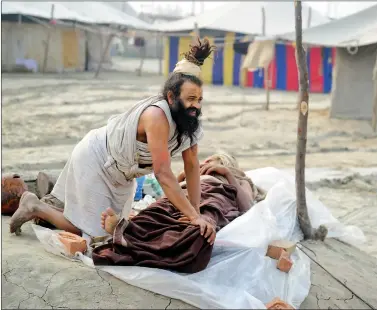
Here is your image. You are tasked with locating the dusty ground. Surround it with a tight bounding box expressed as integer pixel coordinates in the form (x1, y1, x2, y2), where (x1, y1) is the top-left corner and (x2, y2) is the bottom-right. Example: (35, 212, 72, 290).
(1, 67, 377, 308)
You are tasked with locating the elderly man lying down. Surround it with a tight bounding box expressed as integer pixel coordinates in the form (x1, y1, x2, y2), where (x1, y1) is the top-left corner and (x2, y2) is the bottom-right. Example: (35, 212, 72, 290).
(92, 153, 266, 273)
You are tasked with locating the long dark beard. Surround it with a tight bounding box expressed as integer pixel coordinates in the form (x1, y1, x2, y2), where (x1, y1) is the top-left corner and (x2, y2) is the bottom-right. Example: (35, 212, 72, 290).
(170, 98, 202, 154)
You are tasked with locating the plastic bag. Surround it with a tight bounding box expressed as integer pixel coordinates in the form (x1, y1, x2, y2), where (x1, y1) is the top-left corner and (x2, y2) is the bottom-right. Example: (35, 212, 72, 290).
(94, 180, 312, 309)
(132, 195, 156, 211)
(32, 224, 72, 259)
(31, 224, 94, 267)
(246, 167, 366, 246)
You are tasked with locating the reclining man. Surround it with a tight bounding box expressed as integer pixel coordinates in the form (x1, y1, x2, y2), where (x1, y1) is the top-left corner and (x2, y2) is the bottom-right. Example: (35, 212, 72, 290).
(93, 152, 266, 273)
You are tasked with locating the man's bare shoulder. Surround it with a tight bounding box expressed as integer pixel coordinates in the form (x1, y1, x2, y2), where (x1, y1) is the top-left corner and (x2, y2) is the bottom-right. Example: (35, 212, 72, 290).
(139, 106, 169, 131)
(140, 105, 168, 121)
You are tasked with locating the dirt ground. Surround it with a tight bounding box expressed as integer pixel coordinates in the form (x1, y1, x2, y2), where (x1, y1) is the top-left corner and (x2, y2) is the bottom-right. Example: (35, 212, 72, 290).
(1, 69, 376, 308)
(2, 70, 377, 256)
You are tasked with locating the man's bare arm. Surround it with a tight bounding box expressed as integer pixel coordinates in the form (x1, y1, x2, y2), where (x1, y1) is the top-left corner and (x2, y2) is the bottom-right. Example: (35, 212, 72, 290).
(176, 170, 186, 183)
(182, 145, 201, 213)
(224, 173, 254, 213)
(142, 107, 199, 220)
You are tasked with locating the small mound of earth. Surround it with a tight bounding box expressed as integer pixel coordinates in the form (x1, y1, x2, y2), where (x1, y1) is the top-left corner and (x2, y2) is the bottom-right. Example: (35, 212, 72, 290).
(308, 173, 377, 192)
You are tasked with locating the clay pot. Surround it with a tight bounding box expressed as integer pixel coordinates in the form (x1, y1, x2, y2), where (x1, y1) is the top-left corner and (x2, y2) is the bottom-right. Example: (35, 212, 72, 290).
(1, 174, 28, 215)
(58, 231, 87, 255)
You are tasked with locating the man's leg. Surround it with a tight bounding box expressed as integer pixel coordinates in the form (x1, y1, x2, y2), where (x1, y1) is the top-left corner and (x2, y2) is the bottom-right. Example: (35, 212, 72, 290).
(10, 192, 81, 235)
(34, 193, 64, 229)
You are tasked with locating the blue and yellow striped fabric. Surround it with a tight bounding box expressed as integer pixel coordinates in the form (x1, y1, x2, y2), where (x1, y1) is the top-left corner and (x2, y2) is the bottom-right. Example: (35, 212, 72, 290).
(164, 32, 247, 87)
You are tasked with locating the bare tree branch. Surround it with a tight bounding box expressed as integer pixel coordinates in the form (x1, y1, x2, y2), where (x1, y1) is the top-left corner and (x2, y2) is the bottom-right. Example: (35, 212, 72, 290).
(294, 0, 327, 241)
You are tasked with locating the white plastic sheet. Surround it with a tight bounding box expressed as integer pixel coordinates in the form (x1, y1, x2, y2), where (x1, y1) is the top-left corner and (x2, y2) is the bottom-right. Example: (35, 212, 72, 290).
(247, 167, 366, 247)
(33, 167, 365, 309)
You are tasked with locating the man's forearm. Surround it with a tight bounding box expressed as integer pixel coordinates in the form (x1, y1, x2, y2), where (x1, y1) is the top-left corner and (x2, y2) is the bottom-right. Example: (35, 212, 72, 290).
(156, 170, 199, 220)
(224, 172, 252, 213)
(177, 170, 186, 182)
(184, 161, 201, 212)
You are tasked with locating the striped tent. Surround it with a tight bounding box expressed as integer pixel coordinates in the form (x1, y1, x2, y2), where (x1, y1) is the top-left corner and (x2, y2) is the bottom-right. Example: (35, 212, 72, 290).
(161, 2, 330, 92)
(164, 36, 335, 93)
(245, 43, 335, 93)
(164, 33, 247, 87)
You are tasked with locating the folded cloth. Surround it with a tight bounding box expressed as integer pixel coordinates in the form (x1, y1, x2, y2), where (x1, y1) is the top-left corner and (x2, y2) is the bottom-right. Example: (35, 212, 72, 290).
(92, 179, 241, 273)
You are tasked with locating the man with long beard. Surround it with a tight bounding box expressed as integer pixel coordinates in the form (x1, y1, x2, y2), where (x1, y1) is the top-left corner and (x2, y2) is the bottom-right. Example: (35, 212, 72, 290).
(10, 38, 217, 244)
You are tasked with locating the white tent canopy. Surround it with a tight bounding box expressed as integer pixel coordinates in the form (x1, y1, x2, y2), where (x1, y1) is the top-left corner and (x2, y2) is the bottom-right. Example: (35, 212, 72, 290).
(58, 2, 151, 30)
(1, 1, 94, 23)
(1, 1, 153, 30)
(155, 1, 330, 36)
(276, 4, 377, 47)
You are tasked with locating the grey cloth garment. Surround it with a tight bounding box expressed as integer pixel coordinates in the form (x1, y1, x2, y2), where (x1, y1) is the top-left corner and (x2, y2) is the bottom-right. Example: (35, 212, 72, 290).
(106, 95, 204, 181)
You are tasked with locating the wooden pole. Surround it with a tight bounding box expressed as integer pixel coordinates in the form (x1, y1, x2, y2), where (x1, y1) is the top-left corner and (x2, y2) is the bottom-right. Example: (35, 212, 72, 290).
(264, 66, 270, 110)
(294, 0, 314, 240)
(94, 33, 114, 78)
(261, 6, 266, 35)
(137, 42, 146, 76)
(261, 6, 270, 110)
(42, 4, 55, 73)
(194, 22, 200, 38)
(372, 57, 377, 131)
(373, 82, 377, 132)
(294, 6, 312, 110)
(157, 33, 162, 76)
(307, 6, 312, 28)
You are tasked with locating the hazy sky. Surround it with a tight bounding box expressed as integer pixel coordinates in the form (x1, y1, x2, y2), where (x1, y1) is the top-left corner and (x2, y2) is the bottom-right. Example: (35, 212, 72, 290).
(129, 1, 377, 19)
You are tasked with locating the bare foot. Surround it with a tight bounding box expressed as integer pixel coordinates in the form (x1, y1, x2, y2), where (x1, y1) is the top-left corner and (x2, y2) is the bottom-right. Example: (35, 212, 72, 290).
(101, 208, 120, 235)
(10, 191, 40, 235)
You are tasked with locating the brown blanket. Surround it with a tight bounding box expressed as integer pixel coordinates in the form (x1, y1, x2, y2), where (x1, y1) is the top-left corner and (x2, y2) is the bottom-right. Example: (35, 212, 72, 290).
(92, 179, 241, 273)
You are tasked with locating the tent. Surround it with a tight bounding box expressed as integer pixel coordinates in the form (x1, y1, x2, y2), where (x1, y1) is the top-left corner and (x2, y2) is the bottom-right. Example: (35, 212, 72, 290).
(57, 2, 150, 29)
(2, 1, 89, 72)
(155, 1, 329, 35)
(160, 2, 330, 87)
(1, 1, 152, 73)
(106, 2, 139, 19)
(274, 4, 377, 121)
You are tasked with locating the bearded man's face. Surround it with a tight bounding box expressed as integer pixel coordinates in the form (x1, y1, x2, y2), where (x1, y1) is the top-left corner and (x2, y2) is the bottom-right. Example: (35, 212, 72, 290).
(169, 81, 203, 140)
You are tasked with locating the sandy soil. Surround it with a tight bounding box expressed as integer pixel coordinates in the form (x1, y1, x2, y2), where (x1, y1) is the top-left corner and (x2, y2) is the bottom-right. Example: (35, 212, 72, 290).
(2, 70, 377, 259)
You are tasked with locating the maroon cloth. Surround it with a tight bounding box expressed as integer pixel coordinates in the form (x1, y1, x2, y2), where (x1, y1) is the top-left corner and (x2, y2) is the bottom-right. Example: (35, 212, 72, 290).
(92, 179, 240, 273)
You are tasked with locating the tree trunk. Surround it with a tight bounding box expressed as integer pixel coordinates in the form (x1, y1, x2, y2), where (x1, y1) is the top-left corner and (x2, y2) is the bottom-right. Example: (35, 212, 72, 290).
(95, 34, 114, 79)
(42, 4, 55, 73)
(294, 0, 313, 239)
(372, 56, 377, 132)
(264, 65, 270, 110)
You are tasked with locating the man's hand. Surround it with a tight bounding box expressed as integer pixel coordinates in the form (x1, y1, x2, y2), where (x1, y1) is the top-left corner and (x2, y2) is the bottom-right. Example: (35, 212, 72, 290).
(200, 163, 231, 177)
(178, 214, 216, 245)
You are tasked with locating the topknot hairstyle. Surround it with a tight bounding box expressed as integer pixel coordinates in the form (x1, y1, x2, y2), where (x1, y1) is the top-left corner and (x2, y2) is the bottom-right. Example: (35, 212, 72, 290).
(183, 37, 216, 66)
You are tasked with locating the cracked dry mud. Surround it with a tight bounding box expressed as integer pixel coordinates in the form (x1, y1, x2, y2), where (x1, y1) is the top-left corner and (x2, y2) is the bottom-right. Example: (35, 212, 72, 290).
(3, 216, 375, 309)
(1, 217, 193, 310)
